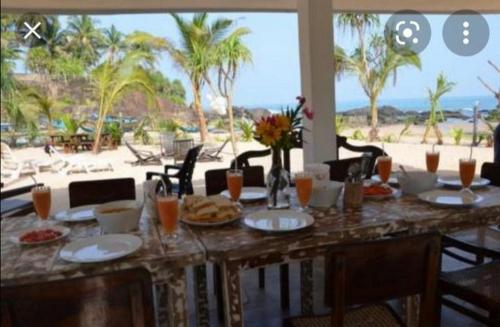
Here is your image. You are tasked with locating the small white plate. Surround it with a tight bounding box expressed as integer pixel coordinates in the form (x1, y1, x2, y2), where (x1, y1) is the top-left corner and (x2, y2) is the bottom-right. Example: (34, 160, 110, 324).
(221, 187, 267, 202)
(438, 176, 490, 190)
(60, 234, 142, 263)
(418, 190, 483, 207)
(371, 174, 398, 185)
(244, 210, 314, 232)
(10, 225, 70, 245)
(54, 205, 96, 222)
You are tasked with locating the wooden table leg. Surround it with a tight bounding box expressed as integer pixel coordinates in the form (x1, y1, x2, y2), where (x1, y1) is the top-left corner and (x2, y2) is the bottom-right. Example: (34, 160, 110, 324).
(193, 265, 210, 327)
(222, 261, 244, 327)
(167, 267, 189, 327)
(300, 260, 314, 315)
(280, 264, 290, 310)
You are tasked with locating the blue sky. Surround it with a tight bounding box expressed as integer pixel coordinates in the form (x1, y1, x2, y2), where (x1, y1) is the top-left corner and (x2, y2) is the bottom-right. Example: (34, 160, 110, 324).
(59, 13, 498, 108)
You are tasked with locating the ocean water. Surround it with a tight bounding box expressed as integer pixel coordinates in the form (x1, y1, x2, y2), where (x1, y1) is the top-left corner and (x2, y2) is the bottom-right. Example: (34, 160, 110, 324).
(257, 95, 497, 114)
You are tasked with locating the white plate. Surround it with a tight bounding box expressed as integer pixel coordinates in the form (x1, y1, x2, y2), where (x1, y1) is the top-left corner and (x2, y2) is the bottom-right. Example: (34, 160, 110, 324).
(181, 213, 241, 227)
(418, 190, 483, 207)
(10, 225, 71, 245)
(54, 205, 96, 222)
(59, 234, 142, 263)
(221, 187, 267, 202)
(363, 186, 399, 200)
(371, 174, 398, 185)
(438, 176, 490, 190)
(244, 210, 314, 232)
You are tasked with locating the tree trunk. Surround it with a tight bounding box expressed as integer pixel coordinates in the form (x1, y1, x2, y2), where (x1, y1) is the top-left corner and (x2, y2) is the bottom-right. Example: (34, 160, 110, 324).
(226, 94, 238, 158)
(422, 122, 431, 144)
(368, 97, 379, 141)
(192, 84, 208, 142)
(434, 125, 443, 145)
(92, 117, 105, 154)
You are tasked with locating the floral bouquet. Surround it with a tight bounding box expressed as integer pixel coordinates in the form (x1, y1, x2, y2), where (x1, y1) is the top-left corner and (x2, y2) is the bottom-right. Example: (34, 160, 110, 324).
(253, 96, 313, 208)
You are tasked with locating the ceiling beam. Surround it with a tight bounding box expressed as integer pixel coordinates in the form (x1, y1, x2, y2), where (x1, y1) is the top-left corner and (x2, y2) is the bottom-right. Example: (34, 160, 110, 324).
(2, 0, 499, 14)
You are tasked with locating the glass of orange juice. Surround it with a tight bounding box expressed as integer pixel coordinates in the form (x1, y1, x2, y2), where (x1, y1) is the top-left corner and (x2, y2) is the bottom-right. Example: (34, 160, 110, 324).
(459, 158, 476, 192)
(426, 151, 440, 173)
(295, 172, 313, 211)
(32, 186, 51, 225)
(157, 195, 179, 239)
(226, 169, 243, 203)
(377, 156, 392, 186)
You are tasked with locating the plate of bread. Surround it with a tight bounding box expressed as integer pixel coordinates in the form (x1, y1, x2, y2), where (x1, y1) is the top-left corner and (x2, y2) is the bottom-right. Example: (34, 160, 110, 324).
(181, 195, 241, 226)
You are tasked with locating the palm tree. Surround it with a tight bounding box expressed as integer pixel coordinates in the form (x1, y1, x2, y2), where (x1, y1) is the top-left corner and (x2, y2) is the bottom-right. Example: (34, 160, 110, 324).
(165, 13, 234, 142)
(422, 73, 455, 144)
(212, 27, 252, 157)
(24, 88, 68, 135)
(65, 15, 104, 67)
(89, 54, 157, 153)
(335, 35, 421, 141)
(103, 25, 125, 63)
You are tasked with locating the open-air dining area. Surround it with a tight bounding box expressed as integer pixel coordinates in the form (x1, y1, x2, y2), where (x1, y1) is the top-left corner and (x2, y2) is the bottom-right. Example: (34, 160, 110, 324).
(1, 0, 500, 327)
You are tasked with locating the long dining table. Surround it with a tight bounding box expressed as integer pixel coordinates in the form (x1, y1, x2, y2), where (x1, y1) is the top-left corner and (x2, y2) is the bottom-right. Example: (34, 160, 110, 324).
(1, 186, 500, 327)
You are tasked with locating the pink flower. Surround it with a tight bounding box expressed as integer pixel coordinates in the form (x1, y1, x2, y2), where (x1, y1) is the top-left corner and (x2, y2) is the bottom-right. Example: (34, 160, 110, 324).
(296, 96, 306, 105)
(303, 106, 314, 120)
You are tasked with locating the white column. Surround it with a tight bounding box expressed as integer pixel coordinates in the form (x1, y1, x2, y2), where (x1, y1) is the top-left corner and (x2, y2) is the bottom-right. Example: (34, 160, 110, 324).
(298, 0, 337, 165)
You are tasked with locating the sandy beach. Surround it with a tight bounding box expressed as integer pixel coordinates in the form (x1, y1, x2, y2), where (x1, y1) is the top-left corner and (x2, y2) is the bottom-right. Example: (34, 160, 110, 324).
(2, 120, 494, 213)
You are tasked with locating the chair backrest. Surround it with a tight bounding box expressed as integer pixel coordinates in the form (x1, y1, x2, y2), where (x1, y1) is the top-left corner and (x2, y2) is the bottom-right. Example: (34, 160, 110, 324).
(205, 166, 266, 195)
(1, 268, 155, 327)
(328, 233, 441, 327)
(69, 178, 136, 208)
(175, 145, 203, 196)
(480, 162, 500, 187)
(230, 149, 272, 169)
(323, 157, 362, 182)
(0, 142, 15, 162)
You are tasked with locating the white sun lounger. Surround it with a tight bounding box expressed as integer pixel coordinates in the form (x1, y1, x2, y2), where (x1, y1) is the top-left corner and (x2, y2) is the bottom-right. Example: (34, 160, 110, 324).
(1, 142, 36, 185)
(48, 146, 113, 175)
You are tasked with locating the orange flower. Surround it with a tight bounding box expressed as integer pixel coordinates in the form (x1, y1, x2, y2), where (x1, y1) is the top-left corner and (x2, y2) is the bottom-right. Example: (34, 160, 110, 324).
(274, 115, 291, 132)
(261, 126, 282, 146)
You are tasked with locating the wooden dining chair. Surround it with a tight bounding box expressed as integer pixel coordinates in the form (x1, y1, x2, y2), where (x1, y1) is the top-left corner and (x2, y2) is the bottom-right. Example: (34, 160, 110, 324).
(1, 268, 155, 327)
(68, 178, 136, 208)
(285, 233, 441, 327)
(204, 166, 265, 195)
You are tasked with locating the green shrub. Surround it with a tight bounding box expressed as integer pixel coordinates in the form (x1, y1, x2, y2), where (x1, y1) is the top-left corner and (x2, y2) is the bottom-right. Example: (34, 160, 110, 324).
(382, 134, 397, 143)
(351, 129, 365, 141)
(158, 119, 180, 133)
(335, 116, 347, 135)
(237, 119, 254, 142)
(398, 116, 415, 141)
(104, 122, 123, 144)
(212, 118, 226, 130)
(450, 127, 464, 145)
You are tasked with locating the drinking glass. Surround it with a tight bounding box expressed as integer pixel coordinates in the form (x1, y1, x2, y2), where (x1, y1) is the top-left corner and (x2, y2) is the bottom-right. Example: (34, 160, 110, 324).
(295, 172, 313, 211)
(376, 156, 392, 186)
(426, 151, 440, 173)
(459, 158, 476, 194)
(157, 195, 179, 239)
(32, 186, 51, 225)
(226, 169, 243, 203)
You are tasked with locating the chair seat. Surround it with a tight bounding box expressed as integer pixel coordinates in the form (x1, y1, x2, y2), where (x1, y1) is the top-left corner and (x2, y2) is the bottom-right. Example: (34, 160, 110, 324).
(445, 227, 500, 253)
(1, 198, 33, 216)
(286, 304, 403, 327)
(441, 261, 500, 311)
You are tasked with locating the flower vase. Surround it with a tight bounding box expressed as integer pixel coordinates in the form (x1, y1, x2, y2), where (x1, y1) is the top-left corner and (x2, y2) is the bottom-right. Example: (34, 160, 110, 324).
(267, 148, 290, 209)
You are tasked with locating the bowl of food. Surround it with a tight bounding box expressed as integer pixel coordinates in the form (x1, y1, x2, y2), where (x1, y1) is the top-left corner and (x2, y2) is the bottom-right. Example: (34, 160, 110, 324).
(95, 200, 143, 233)
(397, 171, 437, 195)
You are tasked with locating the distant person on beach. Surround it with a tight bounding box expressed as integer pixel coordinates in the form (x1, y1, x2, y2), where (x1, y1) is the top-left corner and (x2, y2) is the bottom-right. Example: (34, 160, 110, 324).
(495, 123, 500, 164)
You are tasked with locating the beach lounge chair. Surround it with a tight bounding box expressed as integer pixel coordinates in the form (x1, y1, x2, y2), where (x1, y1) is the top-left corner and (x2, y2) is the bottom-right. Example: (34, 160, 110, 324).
(198, 138, 229, 162)
(0, 142, 36, 185)
(48, 146, 113, 175)
(125, 141, 162, 166)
